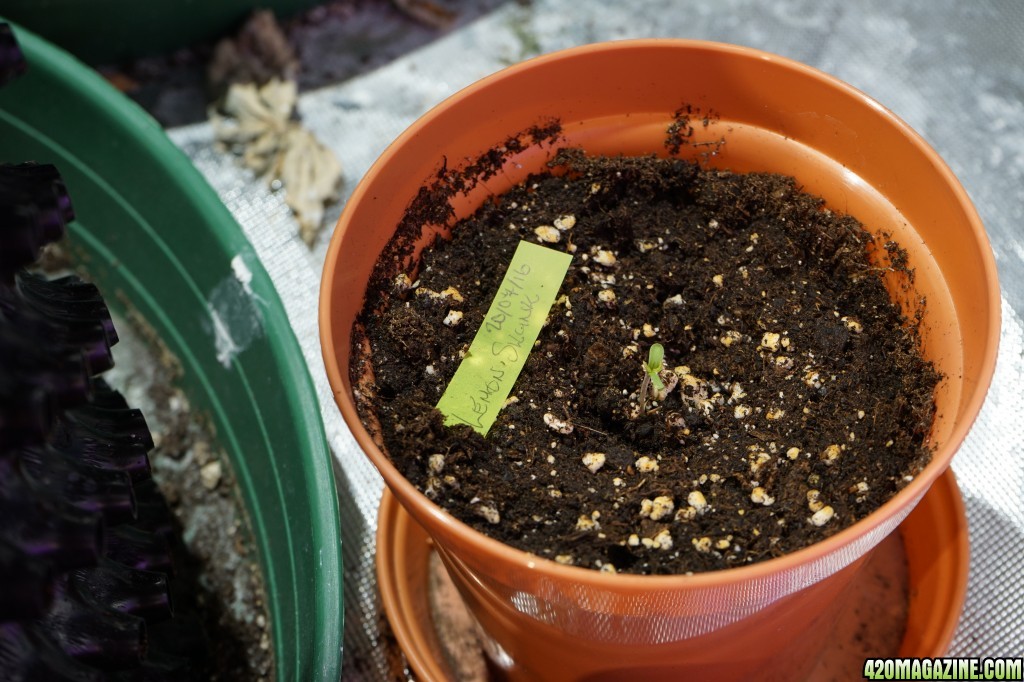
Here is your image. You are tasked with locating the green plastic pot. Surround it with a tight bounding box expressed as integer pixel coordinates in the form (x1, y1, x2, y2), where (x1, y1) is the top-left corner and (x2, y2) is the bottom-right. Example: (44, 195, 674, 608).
(0, 22, 343, 680)
(1, 0, 321, 64)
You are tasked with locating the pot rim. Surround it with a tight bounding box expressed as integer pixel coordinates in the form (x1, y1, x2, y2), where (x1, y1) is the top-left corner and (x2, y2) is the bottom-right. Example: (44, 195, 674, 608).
(321, 38, 999, 588)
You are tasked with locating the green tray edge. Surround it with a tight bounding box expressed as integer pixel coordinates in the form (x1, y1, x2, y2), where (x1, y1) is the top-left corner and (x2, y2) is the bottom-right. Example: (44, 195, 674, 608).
(0, 21, 343, 680)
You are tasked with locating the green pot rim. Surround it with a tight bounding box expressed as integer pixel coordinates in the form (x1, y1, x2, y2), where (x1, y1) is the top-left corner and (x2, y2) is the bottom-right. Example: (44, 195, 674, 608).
(0, 20, 343, 679)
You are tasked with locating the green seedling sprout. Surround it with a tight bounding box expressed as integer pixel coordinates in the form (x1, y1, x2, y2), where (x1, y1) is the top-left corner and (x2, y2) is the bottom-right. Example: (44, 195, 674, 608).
(644, 343, 666, 391)
(639, 343, 665, 414)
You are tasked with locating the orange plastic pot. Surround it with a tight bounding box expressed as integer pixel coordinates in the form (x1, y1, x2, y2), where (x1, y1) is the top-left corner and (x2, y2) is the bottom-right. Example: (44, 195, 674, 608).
(375, 468, 970, 680)
(320, 41, 999, 681)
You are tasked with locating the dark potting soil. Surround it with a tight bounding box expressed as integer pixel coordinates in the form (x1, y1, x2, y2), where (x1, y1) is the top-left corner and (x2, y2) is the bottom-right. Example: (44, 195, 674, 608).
(357, 148, 939, 575)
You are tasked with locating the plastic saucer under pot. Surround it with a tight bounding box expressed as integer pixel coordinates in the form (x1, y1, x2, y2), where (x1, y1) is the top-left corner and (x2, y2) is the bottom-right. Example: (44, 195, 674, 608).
(377, 468, 969, 681)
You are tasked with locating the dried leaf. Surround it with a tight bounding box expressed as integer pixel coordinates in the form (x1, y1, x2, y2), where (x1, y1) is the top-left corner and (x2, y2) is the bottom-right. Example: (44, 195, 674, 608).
(207, 9, 299, 97)
(213, 79, 342, 246)
(391, 0, 457, 29)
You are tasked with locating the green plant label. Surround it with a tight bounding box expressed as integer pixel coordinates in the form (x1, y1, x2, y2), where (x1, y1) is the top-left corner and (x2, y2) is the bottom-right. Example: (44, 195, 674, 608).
(436, 240, 573, 435)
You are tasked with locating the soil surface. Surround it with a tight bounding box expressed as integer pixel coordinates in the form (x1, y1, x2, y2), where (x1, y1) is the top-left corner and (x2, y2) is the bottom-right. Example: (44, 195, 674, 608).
(357, 149, 939, 575)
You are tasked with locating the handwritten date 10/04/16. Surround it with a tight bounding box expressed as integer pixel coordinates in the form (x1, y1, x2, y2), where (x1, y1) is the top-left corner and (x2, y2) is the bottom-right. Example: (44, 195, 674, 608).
(456, 265, 541, 429)
(471, 292, 541, 408)
(484, 262, 541, 362)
